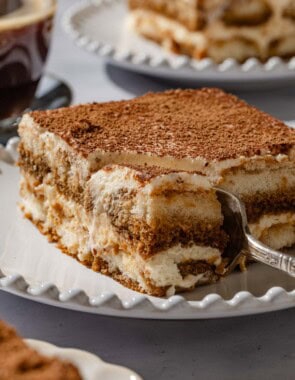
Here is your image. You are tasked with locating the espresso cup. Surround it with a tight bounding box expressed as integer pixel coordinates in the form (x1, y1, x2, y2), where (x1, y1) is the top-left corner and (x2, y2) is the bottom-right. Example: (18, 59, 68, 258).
(0, 0, 56, 126)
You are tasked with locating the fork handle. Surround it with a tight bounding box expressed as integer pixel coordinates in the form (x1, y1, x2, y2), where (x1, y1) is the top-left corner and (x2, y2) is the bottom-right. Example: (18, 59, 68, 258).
(245, 233, 295, 277)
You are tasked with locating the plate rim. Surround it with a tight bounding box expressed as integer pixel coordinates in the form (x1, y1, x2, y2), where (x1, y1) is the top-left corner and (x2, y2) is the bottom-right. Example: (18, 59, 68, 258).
(62, 0, 295, 81)
(25, 338, 143, 380)
(1, 137, 295, 319)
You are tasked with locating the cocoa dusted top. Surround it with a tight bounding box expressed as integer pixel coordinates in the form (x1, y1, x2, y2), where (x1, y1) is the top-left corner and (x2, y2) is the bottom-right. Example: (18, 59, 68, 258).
(29, 88, 295, 161)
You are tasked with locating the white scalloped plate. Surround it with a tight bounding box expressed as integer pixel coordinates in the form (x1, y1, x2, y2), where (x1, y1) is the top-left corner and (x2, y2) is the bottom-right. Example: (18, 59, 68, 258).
(25, 339, 142, 380)
(62, 0, 295, 87)
(1, 138, 295, 319)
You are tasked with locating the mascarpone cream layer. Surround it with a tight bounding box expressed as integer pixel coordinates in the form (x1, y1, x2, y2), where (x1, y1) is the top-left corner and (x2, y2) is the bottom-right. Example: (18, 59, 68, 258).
(89, 213, 221, 292)
(20, 175, 222, 294)
(128, 10, 207, 52)
(99, 244, 219, 294)
(88, 165, 222, 225)
(20, 175, 91, 258)
(250, 212, 295, 249)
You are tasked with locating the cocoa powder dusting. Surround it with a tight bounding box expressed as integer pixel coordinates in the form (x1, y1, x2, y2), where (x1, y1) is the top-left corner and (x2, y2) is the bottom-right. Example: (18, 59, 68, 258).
(29, 88, 295, 161)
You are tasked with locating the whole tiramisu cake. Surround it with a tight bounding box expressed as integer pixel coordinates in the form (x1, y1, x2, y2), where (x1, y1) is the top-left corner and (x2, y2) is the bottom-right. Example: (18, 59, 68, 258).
(128, 0, 295, 62)
(0, 321, 82, 379)
(18, 88, 295, 297)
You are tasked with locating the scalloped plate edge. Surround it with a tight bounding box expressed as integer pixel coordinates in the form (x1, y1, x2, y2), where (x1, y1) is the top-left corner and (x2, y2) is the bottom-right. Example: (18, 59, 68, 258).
(25, 339, 143, 380)
(62, 0, 295, 76)
(1, 137, 295, 319)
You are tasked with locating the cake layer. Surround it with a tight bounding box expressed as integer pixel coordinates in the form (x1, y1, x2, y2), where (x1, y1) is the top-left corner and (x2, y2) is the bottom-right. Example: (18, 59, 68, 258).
(284, 1, 295, 20)
(87, 165, 227, 255)
(218, 160, 295, 222)
(129, 0, 275, 30)
(250, 213, 295, 250)
(128, 9, 207, 59)
(129, 0, 203, 31)
(21, 137, 295, 249)
(21, 169, 295, 294)
(221, 0, 272, 26)
(20, 157, 225, 256)
(20, 171, 222, 296)
(18, 139, 87, 204)
(128, 0, 295, 62)
(19, 140, 295, 225)
(206, 0, 295, 62)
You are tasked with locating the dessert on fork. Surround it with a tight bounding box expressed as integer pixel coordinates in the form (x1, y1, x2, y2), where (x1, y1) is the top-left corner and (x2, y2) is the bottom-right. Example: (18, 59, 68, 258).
(128, 0, 295, 62)
(18, 88, 295, 297)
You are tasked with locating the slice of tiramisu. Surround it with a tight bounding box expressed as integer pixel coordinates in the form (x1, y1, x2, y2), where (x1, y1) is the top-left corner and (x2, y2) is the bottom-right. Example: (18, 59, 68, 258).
(0, 321, 82, 380)
(128, 0, 295, 62)
(18, 89, 295, 296)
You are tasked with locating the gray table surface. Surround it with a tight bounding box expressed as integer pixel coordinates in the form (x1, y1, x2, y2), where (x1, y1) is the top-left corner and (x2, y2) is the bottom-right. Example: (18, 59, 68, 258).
(1, 1, 295, 379)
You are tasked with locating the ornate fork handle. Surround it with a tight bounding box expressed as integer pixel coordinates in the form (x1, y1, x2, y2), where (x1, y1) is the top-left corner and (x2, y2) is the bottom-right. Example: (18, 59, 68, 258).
(245, 233, 295, 277)
(214, 187, 295, 277)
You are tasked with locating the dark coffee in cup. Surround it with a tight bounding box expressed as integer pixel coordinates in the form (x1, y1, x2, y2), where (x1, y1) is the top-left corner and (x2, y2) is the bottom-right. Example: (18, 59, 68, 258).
(0, 0, 56, 122)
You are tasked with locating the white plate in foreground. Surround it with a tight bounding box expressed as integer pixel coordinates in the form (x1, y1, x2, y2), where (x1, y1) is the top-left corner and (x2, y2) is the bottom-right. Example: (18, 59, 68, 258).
(1, 138, 295, 319)
(63, 0, 295, 88)
(25, 339, 142, 380)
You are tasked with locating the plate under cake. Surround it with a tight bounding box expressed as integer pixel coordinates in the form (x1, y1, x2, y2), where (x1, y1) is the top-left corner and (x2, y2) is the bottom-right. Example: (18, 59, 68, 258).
(128, 0, 295, 62)
(18, 88, 295, 297)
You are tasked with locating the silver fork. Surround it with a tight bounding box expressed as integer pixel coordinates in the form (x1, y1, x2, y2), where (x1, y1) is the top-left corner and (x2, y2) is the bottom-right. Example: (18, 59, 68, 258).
(215, 188, 295, 277)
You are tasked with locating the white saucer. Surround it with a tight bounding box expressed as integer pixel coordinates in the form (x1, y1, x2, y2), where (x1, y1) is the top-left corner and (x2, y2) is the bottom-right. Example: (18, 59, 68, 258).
(25, 339, 142, 380)
(63, 0, 295, 88)
(1, 137, 295, 319)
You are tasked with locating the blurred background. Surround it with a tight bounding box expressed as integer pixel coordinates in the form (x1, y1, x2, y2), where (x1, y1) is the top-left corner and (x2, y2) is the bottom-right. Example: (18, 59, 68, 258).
(51, 0, 295, 119)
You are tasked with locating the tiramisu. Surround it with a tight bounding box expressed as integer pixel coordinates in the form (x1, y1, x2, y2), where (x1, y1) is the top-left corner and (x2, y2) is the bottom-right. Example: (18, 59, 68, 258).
(18, 88, 295, 296)
(128, 0, 295, 62)
(0, 321, 82, 379)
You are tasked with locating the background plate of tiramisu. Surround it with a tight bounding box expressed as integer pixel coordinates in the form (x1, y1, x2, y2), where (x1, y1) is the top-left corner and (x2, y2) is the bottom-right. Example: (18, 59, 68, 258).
(63, 0, 295, 87)
(0, 88, 295, 319)
(0, 320, 142, 379)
